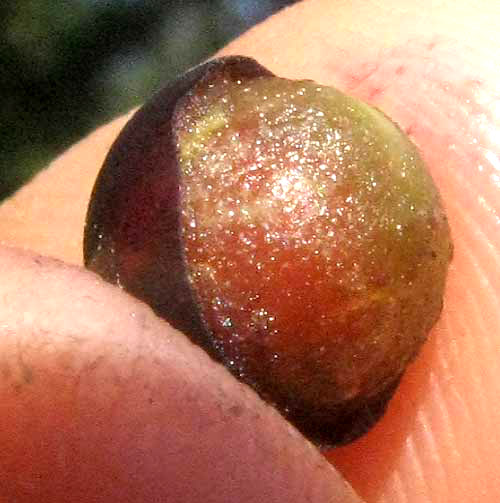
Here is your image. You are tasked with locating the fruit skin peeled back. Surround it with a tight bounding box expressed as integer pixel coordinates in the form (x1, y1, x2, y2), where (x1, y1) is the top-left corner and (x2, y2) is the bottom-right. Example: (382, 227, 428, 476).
(84, 56, 453, 446)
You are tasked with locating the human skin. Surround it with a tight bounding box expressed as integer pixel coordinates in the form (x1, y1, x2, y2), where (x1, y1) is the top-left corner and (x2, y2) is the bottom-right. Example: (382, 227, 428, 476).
(1, 0, 500, 502)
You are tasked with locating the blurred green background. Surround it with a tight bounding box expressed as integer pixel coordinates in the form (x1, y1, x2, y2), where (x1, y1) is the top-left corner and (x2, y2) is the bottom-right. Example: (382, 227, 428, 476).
(0, 0, 297, 202)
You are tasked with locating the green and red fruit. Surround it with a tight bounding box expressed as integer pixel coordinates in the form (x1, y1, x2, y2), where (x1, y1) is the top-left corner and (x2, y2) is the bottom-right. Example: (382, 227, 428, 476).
(84, 56, 452, 446)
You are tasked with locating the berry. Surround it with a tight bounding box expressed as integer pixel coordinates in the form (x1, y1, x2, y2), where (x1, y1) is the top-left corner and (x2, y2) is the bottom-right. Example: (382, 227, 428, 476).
(84, 56, 452, 446)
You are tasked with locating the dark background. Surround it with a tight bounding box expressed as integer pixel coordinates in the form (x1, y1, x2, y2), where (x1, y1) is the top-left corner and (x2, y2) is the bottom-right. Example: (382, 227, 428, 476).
(0, 0, 296, 201)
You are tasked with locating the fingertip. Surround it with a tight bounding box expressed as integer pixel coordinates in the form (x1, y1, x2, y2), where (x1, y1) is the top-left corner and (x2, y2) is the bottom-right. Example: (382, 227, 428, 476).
(0, 245, 362, 502)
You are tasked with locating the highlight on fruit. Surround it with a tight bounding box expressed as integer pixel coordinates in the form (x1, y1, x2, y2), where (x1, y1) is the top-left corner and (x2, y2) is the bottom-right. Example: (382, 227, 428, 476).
(84, 56, 453, 446)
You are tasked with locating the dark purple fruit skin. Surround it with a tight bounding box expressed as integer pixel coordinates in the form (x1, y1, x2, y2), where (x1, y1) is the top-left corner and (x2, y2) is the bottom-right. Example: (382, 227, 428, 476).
(84, 57, 273, 359)
(84, 56, 449, 447)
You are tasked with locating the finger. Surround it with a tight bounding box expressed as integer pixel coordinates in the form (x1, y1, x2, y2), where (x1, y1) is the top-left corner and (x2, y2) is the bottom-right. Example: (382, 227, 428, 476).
(219, 1, 499, 502)
(0, 244, 362, 502)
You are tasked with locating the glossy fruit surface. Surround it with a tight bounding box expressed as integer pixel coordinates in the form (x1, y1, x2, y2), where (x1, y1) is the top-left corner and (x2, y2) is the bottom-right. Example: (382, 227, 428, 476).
(84, 56, 452, 446)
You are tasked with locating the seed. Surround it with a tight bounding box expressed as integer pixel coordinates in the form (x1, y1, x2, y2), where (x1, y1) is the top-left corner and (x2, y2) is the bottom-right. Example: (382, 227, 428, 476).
(84, 56, 453, 446)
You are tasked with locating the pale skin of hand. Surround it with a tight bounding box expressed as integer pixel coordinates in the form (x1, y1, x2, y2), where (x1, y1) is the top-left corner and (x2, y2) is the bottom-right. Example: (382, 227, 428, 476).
(1, 0, 500, 501)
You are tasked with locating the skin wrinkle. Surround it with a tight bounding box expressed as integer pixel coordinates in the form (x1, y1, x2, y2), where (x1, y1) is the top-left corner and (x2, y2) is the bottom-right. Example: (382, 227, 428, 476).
(1, 0, 500, 501)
